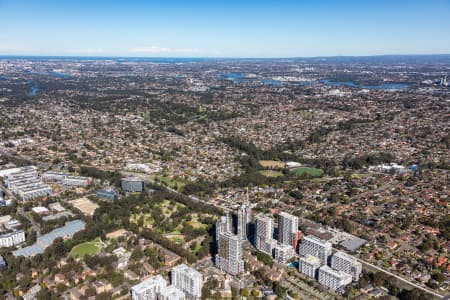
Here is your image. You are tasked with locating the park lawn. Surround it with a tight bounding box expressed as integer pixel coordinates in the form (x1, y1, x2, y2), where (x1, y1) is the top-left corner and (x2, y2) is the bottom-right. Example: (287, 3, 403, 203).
(258, 170, 284, 178)
(291, 167, 324, 177)
(187, 220, 206, 229)
(165, 234, 185, 245)
(189, 240, 203, 255)
(71, 238, 105, 259)
(130, 213, 154, 227)
(154, 175, 186, 192)
(158, 199, 185, 218)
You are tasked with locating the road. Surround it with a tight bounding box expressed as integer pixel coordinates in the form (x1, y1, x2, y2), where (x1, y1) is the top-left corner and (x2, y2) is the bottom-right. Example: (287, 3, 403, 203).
(283, 274, 334, 300)
(17, 207, 41, 236)
(355, 256, 444, 299)
(0, 147, 40, 166)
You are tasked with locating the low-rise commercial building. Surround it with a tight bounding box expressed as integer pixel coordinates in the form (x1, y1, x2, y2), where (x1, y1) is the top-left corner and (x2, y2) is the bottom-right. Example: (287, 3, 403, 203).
(42, 171, 91, 187)
(96, 188, 119, 201)
(5, 167, 52, 200)
(121, 177, 145, 192)
(0, 230, 25, 248)
(13, 220, 85, 257)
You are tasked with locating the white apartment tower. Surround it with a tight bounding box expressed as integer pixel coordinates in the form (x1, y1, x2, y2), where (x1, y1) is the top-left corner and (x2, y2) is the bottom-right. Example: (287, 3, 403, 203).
(278, 212, 299, 247)
(255, 214, 276, 255)
(273, 243, 295, 264)
(130, 275, 167, 300)
(318, 265, 352, 292)
(159, 285, 185, 300)
(237, 203, 251, 240)
(331, 251, 362, 280)
(215, 232, 244, 276)
(298, 235, 332, 265)
(299, 255, 322, 279)
(216, 213, 232, 241)
(171, 264, 203, 300)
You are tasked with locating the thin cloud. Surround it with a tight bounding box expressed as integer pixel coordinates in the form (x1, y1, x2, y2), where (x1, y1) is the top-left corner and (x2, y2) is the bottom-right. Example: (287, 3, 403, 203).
(0, 44, 21, 52)
(67, 48, 104, 54)
(130, 46, 200, 54)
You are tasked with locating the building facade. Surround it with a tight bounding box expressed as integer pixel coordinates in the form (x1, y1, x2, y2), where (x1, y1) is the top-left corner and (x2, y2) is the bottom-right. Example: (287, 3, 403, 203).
(255, 214, 276, 255)
(299, 255, 322, 279)
(171, 264, 202, 299)
(96, 188, 119, 201)
(216, 213, 232, 241)
(5, 167, 52, 201)
(273, 243, 295, 264)
(159, 285, 186, 300)
(121, 177, 145, 192)
(130, 275, 167, 300)
(278, 212, 298, 247)
(331, 251, 362, 280)
(298, 235, 332, 265)
(237, 203, 251, 240)
(0, 231, 25, 248)
(42, 171, 91, 187)
(216, 232, 244, 276)
(318, 265, 352, 292)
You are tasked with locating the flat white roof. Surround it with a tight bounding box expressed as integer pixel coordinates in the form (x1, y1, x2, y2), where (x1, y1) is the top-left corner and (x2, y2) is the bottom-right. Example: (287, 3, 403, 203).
(32, 206, 49, 214)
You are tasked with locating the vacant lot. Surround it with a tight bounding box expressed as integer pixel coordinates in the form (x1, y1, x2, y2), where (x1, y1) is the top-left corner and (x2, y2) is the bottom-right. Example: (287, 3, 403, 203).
(69, 197, 99, 216)
(258, 170, 284, 177)
(259, 160, 286, 169)
(291, 167, 324, 177)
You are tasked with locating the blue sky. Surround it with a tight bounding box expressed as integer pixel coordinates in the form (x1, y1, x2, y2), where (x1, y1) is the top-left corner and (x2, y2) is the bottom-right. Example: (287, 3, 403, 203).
(1, 0, 450, 57)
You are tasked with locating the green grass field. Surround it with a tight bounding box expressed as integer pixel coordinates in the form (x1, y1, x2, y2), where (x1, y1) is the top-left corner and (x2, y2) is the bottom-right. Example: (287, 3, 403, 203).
(258, 170, 284, 177)
(297, 109, 314, 120)
(291, 167, 324, 177)
(153, 175, 186, 192)
(70, 238, 105, 259)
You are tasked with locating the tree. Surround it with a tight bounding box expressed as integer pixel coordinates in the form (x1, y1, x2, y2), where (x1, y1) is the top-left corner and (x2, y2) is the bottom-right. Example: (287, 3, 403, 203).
(397, 288, 428, 300)
(240, 288, 249, 297)
(97, 292, 112, 300)
(231, 287, 238, 299)
(432, 271, 445, 283)
(373, 272, 387, 287)
(85, 287, 96, 297)
(201, 286, 213, 299)
(36, 288, 56, 300)
(56, 283, 67, 293)
(131, 248, 144, 261)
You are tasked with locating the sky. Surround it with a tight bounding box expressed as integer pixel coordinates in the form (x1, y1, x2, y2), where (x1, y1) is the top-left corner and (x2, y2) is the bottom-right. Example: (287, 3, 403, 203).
(1, 0, 450, 58)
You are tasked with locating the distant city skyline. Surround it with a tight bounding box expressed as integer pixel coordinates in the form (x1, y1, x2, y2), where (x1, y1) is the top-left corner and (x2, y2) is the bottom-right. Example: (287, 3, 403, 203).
(1, 0, 450, 57)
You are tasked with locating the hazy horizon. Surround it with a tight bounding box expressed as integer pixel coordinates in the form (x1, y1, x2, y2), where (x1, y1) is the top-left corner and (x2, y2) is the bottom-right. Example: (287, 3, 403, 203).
(1, 0, 450, 57)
